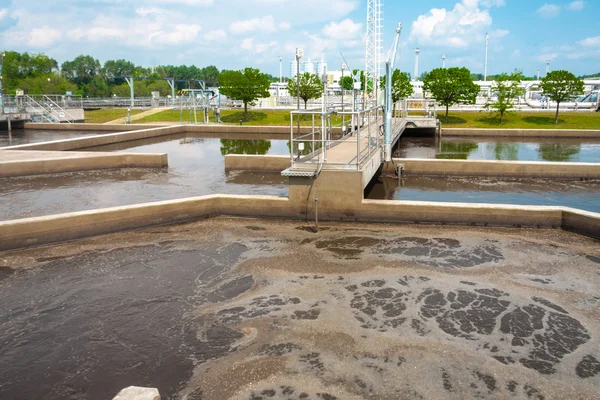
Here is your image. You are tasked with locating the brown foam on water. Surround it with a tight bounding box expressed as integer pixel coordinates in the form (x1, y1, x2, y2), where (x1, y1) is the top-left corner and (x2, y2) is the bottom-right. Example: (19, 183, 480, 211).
(2, 218, 600, 399)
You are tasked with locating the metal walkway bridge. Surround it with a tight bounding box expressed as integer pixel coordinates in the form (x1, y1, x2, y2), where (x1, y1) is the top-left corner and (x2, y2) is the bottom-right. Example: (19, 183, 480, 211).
(282, 99, 439, 188)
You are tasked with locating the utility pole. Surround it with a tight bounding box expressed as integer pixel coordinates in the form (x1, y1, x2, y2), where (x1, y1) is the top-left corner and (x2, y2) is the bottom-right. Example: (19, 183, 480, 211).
(341, 63, 346, 128)
(484, 33, 489, 81)
(442, 54, 446, 68)
(279, 56, 283, 83)
(414, 48, 420, 81)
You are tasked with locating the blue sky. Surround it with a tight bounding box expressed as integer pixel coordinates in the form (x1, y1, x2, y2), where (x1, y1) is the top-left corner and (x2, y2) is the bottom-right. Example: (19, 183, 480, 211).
(0, 0, 598, 77)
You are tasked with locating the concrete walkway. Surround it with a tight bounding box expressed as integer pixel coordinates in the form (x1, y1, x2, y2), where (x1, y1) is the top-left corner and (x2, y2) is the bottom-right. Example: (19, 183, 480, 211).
(104, 107, 171, 124)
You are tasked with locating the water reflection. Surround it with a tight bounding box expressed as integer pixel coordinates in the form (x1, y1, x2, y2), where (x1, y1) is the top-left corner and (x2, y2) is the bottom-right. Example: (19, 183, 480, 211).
(538, 144, 581, 162)
(493, 143, 519, 161)
(396, 137, 598, 163)
(365, 176, 600, 213)
(220, 139, 272, 155)
(435, 142, 479, 160)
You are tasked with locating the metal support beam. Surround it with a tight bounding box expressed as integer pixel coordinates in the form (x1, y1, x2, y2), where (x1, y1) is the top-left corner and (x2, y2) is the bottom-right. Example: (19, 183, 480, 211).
(166, 78, 175, 107)
(124, 77, 134, 108)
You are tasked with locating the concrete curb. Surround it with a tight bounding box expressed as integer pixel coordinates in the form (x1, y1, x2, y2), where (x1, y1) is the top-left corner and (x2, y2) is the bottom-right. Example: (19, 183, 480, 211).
(387, 158, 600, 179)
(443, 128, 600, 138)
(1, 195, 598, 251)
(0, 151, 167, 177)
(223, 154, 600, 179)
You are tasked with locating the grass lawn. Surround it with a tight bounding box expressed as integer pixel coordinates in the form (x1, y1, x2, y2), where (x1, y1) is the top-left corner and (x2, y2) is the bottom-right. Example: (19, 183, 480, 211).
(134, 107, 600, 130)
(439, 111, 600, 130)
(134, 109, 350, 126)
(84, 108, 143, 124)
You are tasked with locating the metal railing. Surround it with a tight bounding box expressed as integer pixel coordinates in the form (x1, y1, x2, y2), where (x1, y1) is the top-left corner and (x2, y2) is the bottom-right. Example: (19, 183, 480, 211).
(288, 103, 387, 171)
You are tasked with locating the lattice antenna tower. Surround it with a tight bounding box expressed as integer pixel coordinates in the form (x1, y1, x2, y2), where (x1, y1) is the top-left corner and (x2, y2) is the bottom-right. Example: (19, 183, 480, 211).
(365, 0, 383, 94)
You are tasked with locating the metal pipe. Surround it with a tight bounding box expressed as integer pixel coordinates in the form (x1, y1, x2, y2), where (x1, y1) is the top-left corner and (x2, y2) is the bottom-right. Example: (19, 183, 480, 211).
(314, 197, 319, 233)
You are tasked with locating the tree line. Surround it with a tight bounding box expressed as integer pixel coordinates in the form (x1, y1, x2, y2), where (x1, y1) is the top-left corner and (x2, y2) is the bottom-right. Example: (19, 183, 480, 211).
(0, 51, 280, 97)
(422, 67, 585, 124)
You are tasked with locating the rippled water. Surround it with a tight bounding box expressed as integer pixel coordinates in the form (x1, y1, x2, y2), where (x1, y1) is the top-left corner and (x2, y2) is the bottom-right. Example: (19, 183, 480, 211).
(1, 219, 599, 399)
(396, 137, 600, 163)
(0, 129, 117, 147)
(0, 135, 289, 220)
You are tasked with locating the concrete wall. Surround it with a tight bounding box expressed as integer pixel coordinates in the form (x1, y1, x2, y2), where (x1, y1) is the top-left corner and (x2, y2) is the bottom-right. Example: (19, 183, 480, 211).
(1, 194, 598, 251)
(385, 158, 600, 179)
(4, 126, 182, 151)
(23, 123, 158, 131)
(222, 154, 600, 179)
(224, 154, 290, 172)
(23, 122, 324, 135)
(0, 151, 167, 177)
(443, 128, 600, 138)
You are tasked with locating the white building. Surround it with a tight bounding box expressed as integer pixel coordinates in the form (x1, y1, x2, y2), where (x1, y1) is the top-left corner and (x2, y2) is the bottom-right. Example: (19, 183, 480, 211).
(289, 60, 299, 78)
(302, 58, 315, 74)
(315, 58, 327, 75)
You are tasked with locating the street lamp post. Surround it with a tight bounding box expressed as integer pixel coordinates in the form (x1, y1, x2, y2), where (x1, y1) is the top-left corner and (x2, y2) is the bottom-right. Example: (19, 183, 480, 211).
(442, 55, 446, 68)
(279, 56, 283, 83)
(414, 48, 420, 82)
(484, 33, 489, 81)
(295, 48, 303, 137)
(341, 63, 346, 129)
(546, 60, 551, 76)
(537, 68, 540, 81)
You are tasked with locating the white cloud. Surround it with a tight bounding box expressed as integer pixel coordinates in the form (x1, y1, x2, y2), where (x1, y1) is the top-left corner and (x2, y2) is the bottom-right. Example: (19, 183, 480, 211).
(153, 24, 201, 45)
(240, 38, 254, 50)
(27, 26, 62, 47)
(152, 0, 213, 5)
(203, 29, 227, 41)
(491, 29, 509, 38)
(0, 8, 8, 20)
(239, 37, 277, 54)
(322, 19, 362, 40)
(409, 0, 506, 49)
(480, 0, 505, 6)
(537, 4, 560, 18)
(537, 53, 557, 63)
(579, 36, 600, 47)
(230, 15, 283, 34)
(568, 1, 584, 10)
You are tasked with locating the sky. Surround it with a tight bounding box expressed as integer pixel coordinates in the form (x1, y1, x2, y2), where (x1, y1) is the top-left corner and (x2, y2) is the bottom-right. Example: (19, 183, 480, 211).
(0, 0, 598, 78)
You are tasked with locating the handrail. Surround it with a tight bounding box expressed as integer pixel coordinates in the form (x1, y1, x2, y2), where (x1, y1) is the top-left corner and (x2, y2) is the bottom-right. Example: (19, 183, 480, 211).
(43, 95, 76, 123)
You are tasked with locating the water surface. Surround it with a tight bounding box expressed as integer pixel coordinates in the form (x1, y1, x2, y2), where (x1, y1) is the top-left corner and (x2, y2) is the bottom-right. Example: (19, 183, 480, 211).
(366, 175, 600, 213)
(0, 129, 116, 147)
(0, 136, 288, 220)
(396, 137, 600, 162)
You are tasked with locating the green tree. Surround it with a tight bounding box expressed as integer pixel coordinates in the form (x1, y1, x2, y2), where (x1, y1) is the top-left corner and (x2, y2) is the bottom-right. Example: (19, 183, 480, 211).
(423, 67, 480, 122)
(103, 59, 135, 85)
(483, 71, 525, 124)
(286, 72, 324, 109)
(17, 73, 77, 95)
(1, 51, 58, 91)
(540, 70, 585, 124)
(218, 68, 270, 121)
(339, 75, 354, 91)
(380, 69, 413, 102)
(201, 65, 220, 86)
(61, 55, 102, 95)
